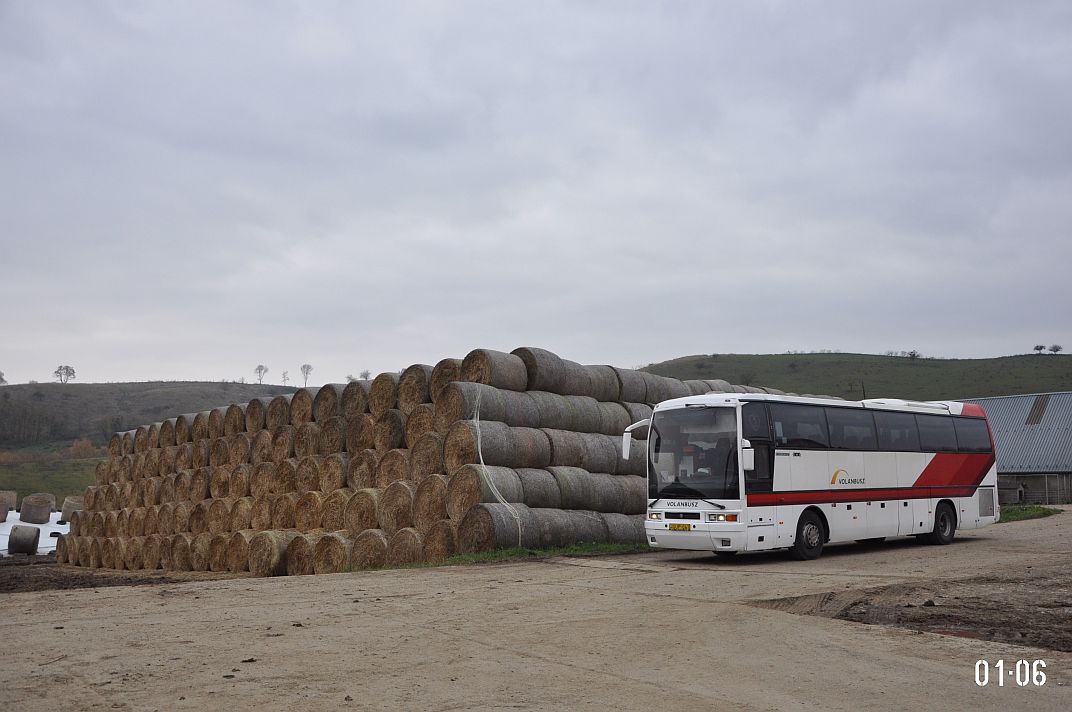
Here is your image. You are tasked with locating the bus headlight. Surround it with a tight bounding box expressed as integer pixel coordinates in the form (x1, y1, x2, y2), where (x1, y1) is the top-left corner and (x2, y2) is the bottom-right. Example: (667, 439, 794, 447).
(647, 512, 661, 520)
(707, 513, 739, 522)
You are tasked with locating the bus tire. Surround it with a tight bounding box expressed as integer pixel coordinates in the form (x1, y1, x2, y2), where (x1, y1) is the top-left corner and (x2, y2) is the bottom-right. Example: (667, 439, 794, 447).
(790, 511, 824, 560)
(927, 502, 956, 545)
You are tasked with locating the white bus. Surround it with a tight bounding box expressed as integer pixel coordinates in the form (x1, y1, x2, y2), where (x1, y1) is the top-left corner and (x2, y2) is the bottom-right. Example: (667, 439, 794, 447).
(623, 393, 998, 560)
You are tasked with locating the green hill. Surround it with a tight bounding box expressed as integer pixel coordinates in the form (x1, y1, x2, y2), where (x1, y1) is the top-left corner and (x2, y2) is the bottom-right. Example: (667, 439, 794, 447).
(644, 353, 1072, 401)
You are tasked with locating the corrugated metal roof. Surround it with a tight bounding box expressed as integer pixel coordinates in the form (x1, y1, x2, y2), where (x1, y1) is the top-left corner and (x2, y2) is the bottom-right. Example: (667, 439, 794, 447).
(958, 392, 1072, 474)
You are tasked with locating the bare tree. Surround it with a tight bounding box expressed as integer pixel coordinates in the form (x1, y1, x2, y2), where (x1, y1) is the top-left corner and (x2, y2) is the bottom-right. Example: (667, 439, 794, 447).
(1034, 344, 1046, 355)
(359, 369, 371, 380)
(1050, 344, 1064, 355)
(254, 364, 268, 384)
(53, 365, 76, 383)
(907, 350, 920, 360)
(0, 370, 6, 385)
(346, 374, 357, 382)
(301, 363, 313, 386)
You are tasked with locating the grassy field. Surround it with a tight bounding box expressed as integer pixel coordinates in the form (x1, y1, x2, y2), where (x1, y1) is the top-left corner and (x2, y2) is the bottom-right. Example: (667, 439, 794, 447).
(998, 504, 1062, 523)
(0, 458, 100, 504)
(645, 353, 1072, 401)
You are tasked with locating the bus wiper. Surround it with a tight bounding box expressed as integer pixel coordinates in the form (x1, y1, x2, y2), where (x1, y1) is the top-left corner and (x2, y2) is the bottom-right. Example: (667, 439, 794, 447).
(700, 499, 726, 510)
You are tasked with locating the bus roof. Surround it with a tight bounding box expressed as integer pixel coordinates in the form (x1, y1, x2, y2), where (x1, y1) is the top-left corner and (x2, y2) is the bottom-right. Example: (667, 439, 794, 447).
(653, 392, 980, 417)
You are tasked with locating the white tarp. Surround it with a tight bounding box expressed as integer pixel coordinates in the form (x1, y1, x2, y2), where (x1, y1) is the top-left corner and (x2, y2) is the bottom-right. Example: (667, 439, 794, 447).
(0, 511, 69, 556)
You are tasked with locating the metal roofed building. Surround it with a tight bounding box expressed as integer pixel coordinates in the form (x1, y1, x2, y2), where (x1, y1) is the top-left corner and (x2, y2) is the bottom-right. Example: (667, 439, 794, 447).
(960, 392, 1072, 505)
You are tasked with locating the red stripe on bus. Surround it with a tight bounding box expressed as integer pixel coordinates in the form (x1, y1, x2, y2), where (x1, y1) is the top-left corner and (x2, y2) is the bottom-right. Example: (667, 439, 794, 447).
(746, 485, 979, 507)
(913, 452, 995, 488)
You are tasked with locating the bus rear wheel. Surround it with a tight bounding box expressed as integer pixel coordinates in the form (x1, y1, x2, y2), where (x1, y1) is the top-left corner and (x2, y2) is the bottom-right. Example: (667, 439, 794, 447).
(790, 511, 825, 560)
(927, 503, 957, 545)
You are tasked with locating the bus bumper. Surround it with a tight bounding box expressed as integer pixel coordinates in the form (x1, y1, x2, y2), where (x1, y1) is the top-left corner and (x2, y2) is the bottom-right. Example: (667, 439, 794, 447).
(644, 522, 747, 552)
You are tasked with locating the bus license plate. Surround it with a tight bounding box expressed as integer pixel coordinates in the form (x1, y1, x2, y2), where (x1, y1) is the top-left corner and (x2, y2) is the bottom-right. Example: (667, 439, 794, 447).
(668, 523, 691, 531)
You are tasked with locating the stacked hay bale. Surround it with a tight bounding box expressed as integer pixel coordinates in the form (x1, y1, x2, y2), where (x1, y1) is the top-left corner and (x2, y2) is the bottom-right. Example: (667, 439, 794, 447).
(59, 347, 791, 576)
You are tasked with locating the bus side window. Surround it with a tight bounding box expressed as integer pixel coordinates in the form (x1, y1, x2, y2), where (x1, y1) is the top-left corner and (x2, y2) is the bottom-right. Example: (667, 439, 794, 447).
(916, 414, 957, 452)
(742, 403, 773, 493)
(770, 403, 830, 448)
(874, 411, 921, 451)
(953, 417, 992, 453)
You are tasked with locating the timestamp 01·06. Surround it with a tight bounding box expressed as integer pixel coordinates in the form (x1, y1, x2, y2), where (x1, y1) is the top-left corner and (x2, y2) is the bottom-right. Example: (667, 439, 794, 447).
(975, 659, 1046, 687)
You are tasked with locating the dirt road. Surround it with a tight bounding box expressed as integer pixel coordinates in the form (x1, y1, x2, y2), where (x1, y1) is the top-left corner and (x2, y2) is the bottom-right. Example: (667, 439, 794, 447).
(2, 512, 1070, 711)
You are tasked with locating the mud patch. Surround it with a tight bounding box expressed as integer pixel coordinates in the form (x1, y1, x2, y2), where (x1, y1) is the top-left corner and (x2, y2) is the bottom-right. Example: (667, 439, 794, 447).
(751, 566, 1072, 652)
(0, 557, 195, 593)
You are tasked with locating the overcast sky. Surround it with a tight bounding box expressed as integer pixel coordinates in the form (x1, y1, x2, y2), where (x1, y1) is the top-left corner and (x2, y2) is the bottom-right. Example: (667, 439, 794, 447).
(1, 1, 1070, 386)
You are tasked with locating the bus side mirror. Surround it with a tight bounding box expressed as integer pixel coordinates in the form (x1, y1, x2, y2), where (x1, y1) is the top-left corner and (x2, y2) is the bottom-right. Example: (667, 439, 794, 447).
(622, 418, 651, 459)
(742, 448, 756, 472)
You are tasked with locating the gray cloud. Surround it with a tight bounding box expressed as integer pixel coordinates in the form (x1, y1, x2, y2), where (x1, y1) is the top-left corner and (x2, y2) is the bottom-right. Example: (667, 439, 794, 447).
(1, 1, 1069, 386)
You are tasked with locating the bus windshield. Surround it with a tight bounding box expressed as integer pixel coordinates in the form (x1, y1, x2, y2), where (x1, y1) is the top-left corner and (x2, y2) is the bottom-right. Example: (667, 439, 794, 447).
(648, 406, 740, 500)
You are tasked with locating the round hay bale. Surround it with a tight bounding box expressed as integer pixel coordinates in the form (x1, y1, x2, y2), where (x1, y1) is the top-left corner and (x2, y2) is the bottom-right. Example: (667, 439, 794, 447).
(313, 531, 354, 574)
(266, 395, 293, 431)
(19, 494, 52, 524)
(565, 395, 604, 434)
(286, 531, 328, 576)
(444, 421, 552, 473)
(151, 421, 163, 449)
(69, 510, 83, 536)
(271, 492, 299, 529)
(702, 379, 733, 393)
(541, 428, 586, 469)
(511, 348, 616, 399)
(191, 412, 210, 443)
(95, 461, 108, 486)
(103, 483, 121, 511)
(447, 465, 525, 520)
(250, 462, 275, 498)
(293, 421, 321, 458)
(190, 467, 212, 502)
(515, 468, 562, 508)
(209, 465, 232, 499)
(245, 398, 268, 433)
(369, 373, 401, 418)
(275, 458, 299, 494)
(250, 496, 276, 531)
(341, 380, 372, 417)
(128, 507, 146, 536)
(121, 482, 138, 508)
(617, 437, 647, 477)
(125, 536, 146, 570)
(374, 409, 407, 453)
(319, 453, 349, 492)
(290, 388, 315, 425)
(600, 513, 646, 545)
(346, 449, 380, 490)
(207, 498, 235, 535)
(294, 491, 326, 531)
(404, 403, 435, 448)
(458, 503, 540, 553)
(172, 501, 193, 533)
(143, 449, 161, 479)
(82, 487, 97, 512)
(87, 537, 103, 568)
(293, 456, 320, 493)
(209, 533, 231, 572)
(116, 509, 130, 537)
(188, 500, 210, 534)
(171, 533, 194, 571)
(60, 495, 83, 522)
(434, 383, 539, 431)
(413, 474, 448, 534)
(207, 408, 226, 440)
(612, 368, 647, 403)
(248, 530, 299, 577)
(386, 528, 424, 566)
(380, 480, 415, 535)
(174, 415, 194, 445)
(422, 519, 458, 563)
(140, 477, 161, 508)
(175, 443, 194, 471)
(103, 538, 122, 569)
(547, 467, 612, 511)
(143, 534, 163, 570)
(55, 533, 69, 563)
(317, 416, 347, 455)
(343, 489, 381, 536)
(250, 430, 273, 466)
(158, 445, 179, 477)
(103, 511, 119, 537)
(142, 505, 159, 536)
(229, 496, 254, 532)
(8, 525, 40, 554)
(156, 503, 174, 536)
(350, 528, 388, 570)
(224, 404, 246, 436)
(271, 425, 295, 462)
(320, 488, 354, 531)
(345, 413, 376, 453)
(429, 358, 462, 403)
(115, 456, 133, 484)
(108, 433, 123, 458)
(510, 347, 565, 393)
(159, 418, 178, 448)
(228, 433, 252, 466)
(398, 364, 435, 415)
(375, 449, 410, 489)
(226, 529, 256, 572)
(461, 349, 528, 392)
(229, 464, 251, 498)
(313, 383, 346, 422)
(597, 402, 632, 437)
(134, 427, 149, 453)
(684, 379, 713, 395)
(409, 432, 444, 482)
(193, 439, 211, 469)
(159, 474, 177, 505)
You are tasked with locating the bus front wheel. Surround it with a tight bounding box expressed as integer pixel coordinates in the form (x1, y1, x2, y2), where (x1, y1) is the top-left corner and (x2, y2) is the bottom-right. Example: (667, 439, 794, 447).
(927, 503, 957, 545)
(790, 511, 825, 560)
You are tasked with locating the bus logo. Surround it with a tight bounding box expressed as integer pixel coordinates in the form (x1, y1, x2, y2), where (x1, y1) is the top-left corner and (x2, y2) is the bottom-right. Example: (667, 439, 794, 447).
(831, 468, 866, 486)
